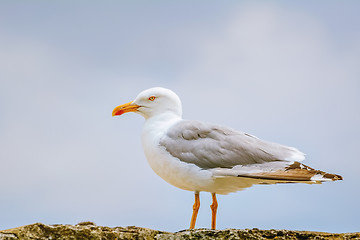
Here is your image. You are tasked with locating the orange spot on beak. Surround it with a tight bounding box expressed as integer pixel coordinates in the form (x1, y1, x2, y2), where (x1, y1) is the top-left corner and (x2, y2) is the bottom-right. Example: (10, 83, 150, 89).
(112, 101, 140, 116)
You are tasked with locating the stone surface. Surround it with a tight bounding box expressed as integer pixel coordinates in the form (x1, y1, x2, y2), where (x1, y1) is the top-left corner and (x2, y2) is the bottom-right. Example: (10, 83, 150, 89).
(0, 222, 359, 240)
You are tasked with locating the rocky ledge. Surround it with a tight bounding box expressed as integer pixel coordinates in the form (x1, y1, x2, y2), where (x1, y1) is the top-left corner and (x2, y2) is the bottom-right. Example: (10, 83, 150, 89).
(0, 222, 359, 240)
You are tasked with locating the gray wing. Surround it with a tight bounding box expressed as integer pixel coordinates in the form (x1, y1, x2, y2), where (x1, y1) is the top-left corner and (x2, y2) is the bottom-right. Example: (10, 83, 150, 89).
(159, 120, 305, 169)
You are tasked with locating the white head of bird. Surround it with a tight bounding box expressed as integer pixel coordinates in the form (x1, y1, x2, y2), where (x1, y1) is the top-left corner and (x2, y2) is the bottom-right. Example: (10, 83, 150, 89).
(112, 87, 182, 120)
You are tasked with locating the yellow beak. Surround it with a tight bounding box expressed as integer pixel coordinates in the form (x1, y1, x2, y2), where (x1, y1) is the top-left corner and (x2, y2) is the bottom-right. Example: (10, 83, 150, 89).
(112, 101, 140, 116)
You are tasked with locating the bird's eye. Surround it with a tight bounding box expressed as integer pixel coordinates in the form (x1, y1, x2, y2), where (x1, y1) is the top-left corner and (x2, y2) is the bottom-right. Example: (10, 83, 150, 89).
(148, 96, 156, 101)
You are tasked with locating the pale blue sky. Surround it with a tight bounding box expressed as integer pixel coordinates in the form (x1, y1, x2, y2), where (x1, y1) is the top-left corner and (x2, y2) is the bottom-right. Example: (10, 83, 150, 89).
(0, 1, 359, 233)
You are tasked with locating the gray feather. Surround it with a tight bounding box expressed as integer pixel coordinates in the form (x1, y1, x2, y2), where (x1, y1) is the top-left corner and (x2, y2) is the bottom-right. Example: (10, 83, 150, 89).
(159, 120, 304, 169)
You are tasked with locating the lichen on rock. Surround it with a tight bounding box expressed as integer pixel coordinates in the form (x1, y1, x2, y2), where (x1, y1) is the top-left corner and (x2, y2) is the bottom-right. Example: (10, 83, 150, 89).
(0, 223, 359, 240)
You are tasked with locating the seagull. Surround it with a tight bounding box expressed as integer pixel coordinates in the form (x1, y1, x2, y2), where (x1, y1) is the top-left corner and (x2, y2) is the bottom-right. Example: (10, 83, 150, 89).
(112, 87, 342, 230)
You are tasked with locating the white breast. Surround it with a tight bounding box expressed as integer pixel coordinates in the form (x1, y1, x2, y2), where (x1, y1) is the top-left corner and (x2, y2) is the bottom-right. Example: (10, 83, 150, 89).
(141, 116, 214, 192)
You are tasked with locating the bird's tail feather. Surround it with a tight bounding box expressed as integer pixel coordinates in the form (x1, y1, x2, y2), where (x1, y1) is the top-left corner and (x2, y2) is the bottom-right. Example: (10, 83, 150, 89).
(238, 162, 343, 183)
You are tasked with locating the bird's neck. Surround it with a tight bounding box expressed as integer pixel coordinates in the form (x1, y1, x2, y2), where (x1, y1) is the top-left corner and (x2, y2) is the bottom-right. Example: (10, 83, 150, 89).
(142, 113, 182, 138)
(146, 112, 181, 127)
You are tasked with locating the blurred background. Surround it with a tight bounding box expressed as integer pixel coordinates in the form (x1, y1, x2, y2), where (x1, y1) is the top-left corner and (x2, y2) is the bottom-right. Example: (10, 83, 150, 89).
(1, 1, 359, 233)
